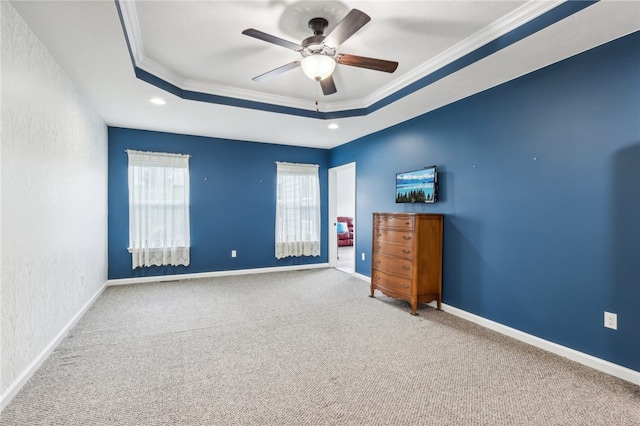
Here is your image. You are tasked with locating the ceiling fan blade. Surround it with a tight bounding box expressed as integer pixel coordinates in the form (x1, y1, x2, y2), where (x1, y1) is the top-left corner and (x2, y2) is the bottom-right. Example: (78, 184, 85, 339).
(323, 9, 371, 48)
(242, 29, 303, 51)
(252, 61, 301, 82)
(319, 75, 337, 96)
(336, 54, 398, 73)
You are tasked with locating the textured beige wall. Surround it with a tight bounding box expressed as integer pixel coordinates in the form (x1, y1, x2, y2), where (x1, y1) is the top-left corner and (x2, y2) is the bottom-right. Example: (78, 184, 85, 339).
(1, 1, 108, 402)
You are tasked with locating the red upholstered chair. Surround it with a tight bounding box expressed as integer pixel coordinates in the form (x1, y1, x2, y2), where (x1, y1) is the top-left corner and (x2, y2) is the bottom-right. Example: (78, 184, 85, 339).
(337, 216, 354, 246)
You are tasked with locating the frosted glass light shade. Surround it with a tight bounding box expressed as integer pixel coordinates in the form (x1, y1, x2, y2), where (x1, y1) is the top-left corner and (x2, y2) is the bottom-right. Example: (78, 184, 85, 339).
(301, 55, 336, 80)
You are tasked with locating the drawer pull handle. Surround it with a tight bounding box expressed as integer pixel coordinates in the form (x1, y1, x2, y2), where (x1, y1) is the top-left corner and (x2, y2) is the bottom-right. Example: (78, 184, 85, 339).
(377, 233, 382, 237)
(401, 283, 410, 289)
(375, 259, 381, 264)
(402, 249, 410, 254)
(403, 236, 411, 240)
(403, 266, 410, 270)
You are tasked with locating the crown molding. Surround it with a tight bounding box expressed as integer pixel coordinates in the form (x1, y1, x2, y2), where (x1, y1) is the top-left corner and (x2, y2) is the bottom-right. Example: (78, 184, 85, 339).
(368, 0, 564, 106)
(117, 0, 144, 64)
(182, 78, 319, 112)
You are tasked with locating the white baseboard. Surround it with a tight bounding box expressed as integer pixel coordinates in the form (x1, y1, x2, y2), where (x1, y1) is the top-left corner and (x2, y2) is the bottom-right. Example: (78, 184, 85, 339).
(360, 272, 638, 385)
(352, 272, 371, 283)
(0, 281, 108, 411)
(106, 263, 331, 286)
(431, 302, 640, 386)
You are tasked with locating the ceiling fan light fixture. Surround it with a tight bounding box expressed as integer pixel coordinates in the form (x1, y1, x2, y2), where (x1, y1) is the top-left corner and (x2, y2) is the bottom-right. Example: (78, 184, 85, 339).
(242, 8, 395, 95)
(301, 55, 336, 81)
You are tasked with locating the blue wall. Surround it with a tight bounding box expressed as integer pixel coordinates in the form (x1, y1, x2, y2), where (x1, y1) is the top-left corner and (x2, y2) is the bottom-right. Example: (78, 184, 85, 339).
(330, 32, 640, 371)
(108, 128, 329, 279)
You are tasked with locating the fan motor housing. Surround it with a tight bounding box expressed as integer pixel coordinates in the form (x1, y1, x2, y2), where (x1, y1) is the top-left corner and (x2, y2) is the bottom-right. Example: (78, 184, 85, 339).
(302, 18, 335, 57)
(301, 37, 335, 57)
(302, 35, 325, 51)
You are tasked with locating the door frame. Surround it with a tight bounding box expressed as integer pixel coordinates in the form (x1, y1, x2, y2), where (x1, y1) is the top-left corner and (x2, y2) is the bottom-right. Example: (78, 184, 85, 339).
(328, 162, 356, 269)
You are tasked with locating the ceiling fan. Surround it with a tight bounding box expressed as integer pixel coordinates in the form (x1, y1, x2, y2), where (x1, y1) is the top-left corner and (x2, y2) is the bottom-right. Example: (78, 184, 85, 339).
(242, 9, 398, 96)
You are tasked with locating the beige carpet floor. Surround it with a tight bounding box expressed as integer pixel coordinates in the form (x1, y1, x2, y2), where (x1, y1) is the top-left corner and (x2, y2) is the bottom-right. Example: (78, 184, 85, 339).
(1, 268, 638, 425)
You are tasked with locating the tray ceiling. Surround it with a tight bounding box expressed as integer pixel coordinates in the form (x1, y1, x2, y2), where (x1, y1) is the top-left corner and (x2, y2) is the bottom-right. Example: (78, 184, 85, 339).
(10, 0, 640, 148)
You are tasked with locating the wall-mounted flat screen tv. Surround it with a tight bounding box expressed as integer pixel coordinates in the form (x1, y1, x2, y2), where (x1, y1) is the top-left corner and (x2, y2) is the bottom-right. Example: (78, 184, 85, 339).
(395, 166, 437, 203)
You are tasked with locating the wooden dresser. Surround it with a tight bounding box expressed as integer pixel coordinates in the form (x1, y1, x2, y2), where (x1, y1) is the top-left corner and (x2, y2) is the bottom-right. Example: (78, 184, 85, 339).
(370, 213, 443, 315)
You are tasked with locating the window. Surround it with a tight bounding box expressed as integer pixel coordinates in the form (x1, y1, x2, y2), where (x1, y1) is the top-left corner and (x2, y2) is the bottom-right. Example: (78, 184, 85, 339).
(275, 162, 320, 259)
(127, 150, 190, 269)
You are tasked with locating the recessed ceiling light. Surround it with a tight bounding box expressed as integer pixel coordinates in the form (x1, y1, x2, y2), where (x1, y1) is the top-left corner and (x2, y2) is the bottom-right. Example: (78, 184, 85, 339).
(328, 123, 339, 130)
(150, 97, 166, 105)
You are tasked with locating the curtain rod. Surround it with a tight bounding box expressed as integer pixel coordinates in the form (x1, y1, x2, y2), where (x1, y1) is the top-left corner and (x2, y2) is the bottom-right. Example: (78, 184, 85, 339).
(125, 149, 191, 158)
(274, 161, 319, 167)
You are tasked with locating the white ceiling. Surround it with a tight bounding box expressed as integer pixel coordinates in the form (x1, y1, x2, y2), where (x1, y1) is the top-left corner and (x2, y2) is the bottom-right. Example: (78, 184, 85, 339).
(10, 0, 640, 149)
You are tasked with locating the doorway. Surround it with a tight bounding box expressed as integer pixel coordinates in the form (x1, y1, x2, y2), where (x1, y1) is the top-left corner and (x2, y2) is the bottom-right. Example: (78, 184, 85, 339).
(329, 162, 356, 273)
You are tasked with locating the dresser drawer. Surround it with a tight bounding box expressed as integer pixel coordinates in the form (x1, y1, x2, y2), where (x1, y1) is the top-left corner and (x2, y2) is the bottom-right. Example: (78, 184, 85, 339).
(373, 229, 414, 245)
(374, 214, 414, 230)
(373, 241, 414, 259)
(371, 269, 412, 296)
(372, 253, 413, 278)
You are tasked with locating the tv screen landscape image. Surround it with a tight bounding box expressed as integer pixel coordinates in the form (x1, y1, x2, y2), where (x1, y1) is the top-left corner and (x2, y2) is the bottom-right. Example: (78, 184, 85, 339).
(396, 166, 437, 203)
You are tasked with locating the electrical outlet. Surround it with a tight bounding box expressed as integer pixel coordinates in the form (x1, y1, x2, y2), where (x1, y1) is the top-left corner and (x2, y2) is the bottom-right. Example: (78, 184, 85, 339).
(362, 253, 365, 261)
(231, 250, 237, 258)
(604, 311, 617, 330)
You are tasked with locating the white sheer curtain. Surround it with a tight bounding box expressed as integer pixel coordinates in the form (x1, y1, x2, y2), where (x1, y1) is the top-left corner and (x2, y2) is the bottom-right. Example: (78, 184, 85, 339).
(275, 162, 321, 259)
(127, 150, 190, 269)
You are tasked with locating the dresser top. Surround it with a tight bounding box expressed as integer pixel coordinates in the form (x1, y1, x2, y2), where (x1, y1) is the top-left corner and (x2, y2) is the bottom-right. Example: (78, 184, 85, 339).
(373, 212, 444, 217)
